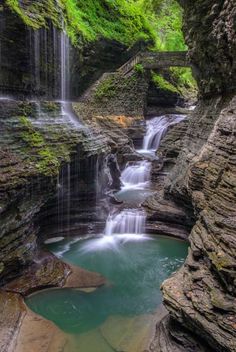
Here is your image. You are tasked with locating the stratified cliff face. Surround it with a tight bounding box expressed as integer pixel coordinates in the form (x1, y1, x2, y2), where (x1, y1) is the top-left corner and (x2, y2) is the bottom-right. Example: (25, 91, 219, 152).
(155, 1, 236, 351)
(0, 101, 111, 284)
(162, 96, 236, 352)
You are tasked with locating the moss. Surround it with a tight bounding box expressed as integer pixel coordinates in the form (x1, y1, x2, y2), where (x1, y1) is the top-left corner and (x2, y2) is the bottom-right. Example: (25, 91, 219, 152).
(6, 0, 62, 29)
(134, 63, 144, 74)
(209, 252, 233, 272)
(170, 67, 198, 94)
(19, 116, 60, 176)
(18, 102, 34, 117)
(95, 76, 116, 100)
(152, 72, 179, 94)
(6, 0, 186, 50)
(43, 102, 61, 113)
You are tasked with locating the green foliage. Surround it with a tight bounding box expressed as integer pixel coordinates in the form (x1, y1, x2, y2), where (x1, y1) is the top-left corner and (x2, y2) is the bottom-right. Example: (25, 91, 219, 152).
(170, 67, 197, 91)
(19, 116, 60, 176)
(152, 72, 179, 93)
(134, 64, 144, 74)
(95, 76, 116, 100)
(6, 0, 62, 29)
(147, 0, 186, 51)
(6, 0, 186, 51)
(60, 0, 158, 46)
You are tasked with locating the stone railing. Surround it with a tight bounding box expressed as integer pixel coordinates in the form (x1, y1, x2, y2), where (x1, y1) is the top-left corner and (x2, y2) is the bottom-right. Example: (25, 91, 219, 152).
(118, 51, 144, 76)
(118, 51, 189, 76)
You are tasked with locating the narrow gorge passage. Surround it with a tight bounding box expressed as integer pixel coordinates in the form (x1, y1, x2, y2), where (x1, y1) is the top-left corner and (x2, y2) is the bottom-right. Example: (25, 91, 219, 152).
(26, 115, 188, 352)
(1, 1, 235, 352)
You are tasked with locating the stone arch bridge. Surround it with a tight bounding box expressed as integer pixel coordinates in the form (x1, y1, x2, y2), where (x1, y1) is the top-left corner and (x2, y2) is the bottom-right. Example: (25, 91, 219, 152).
(119, 51, 189, 76)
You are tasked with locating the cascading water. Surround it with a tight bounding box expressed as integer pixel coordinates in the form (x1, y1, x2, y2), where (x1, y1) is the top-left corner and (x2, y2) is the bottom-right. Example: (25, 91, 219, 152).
(81, 210, 147, 252)
(29, 26, 82, 127)
(27, 106, 189, 349)
(60, 31, 69, 102)
(60, 31, 82, 128)
(105, 210, 146, 236)
(120, 161, 151, 189)
(33, 30, 41, 93)
(114, 114, 187, 232)
(143, 116, 169, 151)
(140, 114, 186, 154)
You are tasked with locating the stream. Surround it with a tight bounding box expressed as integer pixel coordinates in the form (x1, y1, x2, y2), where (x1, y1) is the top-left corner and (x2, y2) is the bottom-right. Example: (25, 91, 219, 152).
(26, 114, 188, 352)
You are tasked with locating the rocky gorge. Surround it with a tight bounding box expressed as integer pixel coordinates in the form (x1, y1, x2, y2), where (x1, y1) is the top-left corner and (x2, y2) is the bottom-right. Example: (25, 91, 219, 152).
(0, 0, 235, 352)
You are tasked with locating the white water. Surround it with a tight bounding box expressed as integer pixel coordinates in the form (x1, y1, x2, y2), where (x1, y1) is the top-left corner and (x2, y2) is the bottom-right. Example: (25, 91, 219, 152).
(97, 115, 186, 246)
(60, 31, 82, 128)
(105, 210, 146, 236)
(79, 114, 186, 252)
(80, 209, 148, 253)
(138, 115, 186, 154)
(81, 210, 148, 253)
(0, 96, 13, 101)
(120, 161, 151, 189)
(60, 31, 69, 101)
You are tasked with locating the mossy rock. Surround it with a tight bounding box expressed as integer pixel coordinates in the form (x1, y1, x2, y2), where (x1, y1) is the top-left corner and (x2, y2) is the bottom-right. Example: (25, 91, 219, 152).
(19, 116, 60, 176)
(151, 72, 179, 94)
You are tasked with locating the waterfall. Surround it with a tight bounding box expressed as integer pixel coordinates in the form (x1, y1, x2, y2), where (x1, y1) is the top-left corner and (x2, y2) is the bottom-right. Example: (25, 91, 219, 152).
(143, 116, 169, 151)
(105, 210, 146, 236)
(59, 31, 82, 128)
(60, 31, 70, 101)
(142, 115, 186, 151)
(78, 115, 187, 253)
(121, 161, 151, 189)
(80, 210, 148, 253)
(29, 28, 53, 96)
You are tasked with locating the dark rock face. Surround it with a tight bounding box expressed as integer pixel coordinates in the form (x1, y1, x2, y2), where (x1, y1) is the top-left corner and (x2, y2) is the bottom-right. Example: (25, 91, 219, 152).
(166, 96, 230, 208)
(143, 115, 193, 240)
(0, 100, 111, 284)
(147, 80, 185, 114)
(152, 1, 236, 351)
(73, 40, 130, 99)
(150, 315, 210, 352)
(0, 5, 129, 100)
(0, 7, 62, 99)
(158, 118, 189, 171)
(180, 0, 236, 96)
(161, 96, 236, 352)
(75, 70, 149, 147)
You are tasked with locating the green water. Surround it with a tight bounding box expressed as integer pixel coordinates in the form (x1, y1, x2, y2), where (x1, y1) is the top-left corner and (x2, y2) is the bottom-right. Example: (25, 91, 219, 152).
(114, 188, 153, 206)
(26, 236, 188, 338)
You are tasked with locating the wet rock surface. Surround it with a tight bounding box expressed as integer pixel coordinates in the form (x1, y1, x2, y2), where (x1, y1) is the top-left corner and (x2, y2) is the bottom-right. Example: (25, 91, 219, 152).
(0, 4, 130, 100)
(143, 115, 193, 240)
(0, 98, 133, 284)
(149, 0, 236, 350)
(0, 290, 73, 352)
(159, 96, 236, 352)
(180, 0, 236, 96)
(151, 0, 236, 347)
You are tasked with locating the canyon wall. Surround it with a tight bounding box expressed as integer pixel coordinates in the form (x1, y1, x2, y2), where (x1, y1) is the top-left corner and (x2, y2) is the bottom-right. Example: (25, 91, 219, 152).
(0, 100, 111, 284)
(0, 1, 141, 285)
(0, 3, 129, 100)
(155, 1, 236, 351)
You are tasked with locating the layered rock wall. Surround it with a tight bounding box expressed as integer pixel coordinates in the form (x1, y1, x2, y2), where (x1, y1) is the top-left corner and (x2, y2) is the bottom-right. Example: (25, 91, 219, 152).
(155, 1, 236, 351)
(0, 100, 111, 284)
(180, 0, 236, 96)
